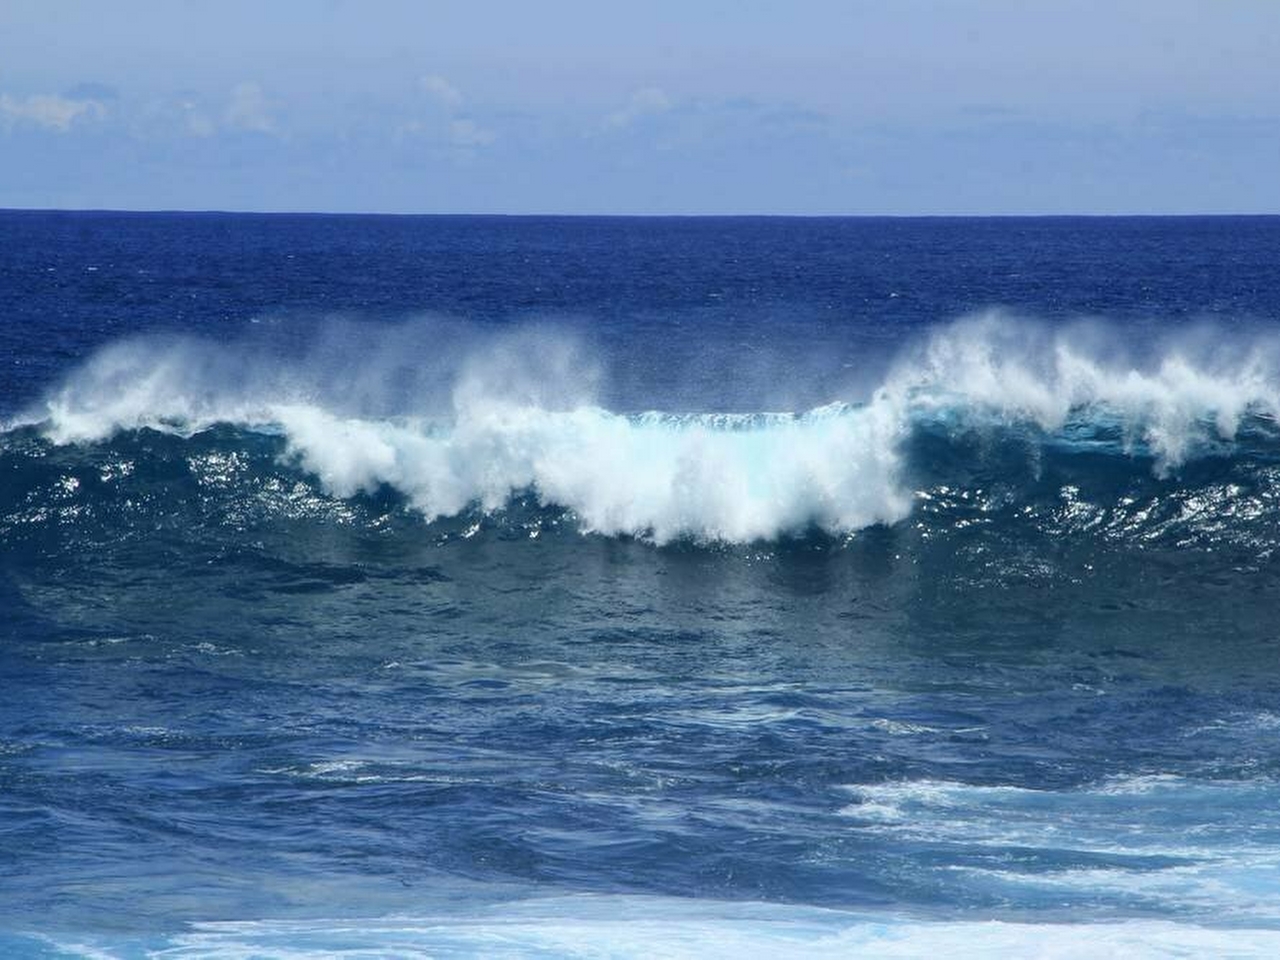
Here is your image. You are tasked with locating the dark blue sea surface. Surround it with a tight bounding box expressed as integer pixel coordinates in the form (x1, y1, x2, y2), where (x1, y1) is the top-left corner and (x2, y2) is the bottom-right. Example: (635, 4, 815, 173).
(4, 212, 1280, 956)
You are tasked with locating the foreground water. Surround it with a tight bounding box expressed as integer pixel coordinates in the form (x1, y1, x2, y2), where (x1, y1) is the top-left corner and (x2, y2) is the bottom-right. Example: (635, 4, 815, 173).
(4, 212, 1280, 956)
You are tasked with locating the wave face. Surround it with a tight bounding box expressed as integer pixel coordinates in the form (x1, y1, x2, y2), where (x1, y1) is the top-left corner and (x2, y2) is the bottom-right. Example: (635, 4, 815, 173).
(7, 214, 1280, 955)
(13, 314, 1280, 545)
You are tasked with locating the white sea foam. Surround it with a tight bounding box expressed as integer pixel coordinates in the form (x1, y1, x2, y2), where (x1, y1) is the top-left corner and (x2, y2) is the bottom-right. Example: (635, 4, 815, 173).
(32, 896, 1280, 959)
(839, 775, 1280, 855)
(271, 400, 910, 542)
(883, 315, 1280, 469)
(838, 775, 1280, 920)
(20, 314, 1280, 542)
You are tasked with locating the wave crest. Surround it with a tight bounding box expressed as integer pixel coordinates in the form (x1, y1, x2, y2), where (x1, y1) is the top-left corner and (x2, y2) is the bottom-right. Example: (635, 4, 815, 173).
(274, 402, 910, 542)
(14, 314, 1280, 542)
(888, 316, 1280, 468)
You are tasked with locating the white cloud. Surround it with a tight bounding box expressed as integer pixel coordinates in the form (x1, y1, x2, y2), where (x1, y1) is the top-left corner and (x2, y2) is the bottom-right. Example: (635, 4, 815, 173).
(185, 112, 216, 138)
(224, 82, 275, 134)
(396, 115, 497, 152)
(0, 92, 106, 132)
(420, 74, 463, 109)
(399, 74, 496, 153)
(605, 86, 671, 129)
(448, 118, 496, 147)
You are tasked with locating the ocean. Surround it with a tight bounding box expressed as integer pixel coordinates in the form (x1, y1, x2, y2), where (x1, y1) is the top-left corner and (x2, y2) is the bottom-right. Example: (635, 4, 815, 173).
(4, 211, 1280, 956)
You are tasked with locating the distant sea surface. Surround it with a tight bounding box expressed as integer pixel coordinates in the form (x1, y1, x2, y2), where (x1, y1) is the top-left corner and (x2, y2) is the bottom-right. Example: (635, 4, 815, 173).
(5, 212, 1280, 956)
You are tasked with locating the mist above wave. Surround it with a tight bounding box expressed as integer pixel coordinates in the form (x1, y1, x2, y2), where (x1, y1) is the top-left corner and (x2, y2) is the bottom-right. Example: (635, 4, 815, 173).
(889, 316, 1280, 467)
(16, 313, 1280, 542)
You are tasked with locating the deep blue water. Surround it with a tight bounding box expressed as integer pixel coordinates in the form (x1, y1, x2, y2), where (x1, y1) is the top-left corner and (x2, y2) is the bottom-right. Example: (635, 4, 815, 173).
(5, 212, 1280, 956)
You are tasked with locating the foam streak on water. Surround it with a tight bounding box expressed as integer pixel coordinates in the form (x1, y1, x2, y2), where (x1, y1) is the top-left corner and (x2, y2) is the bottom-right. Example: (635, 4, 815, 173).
(22, 902, 1280, 959)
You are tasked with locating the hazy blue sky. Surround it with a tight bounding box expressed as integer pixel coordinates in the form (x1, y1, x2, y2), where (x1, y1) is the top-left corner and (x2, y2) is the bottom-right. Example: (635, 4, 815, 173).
(2, 1, 1278, 214)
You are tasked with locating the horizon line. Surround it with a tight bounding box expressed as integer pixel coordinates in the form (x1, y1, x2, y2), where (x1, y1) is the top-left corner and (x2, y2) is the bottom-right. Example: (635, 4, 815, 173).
(3, 206, 1279, 220)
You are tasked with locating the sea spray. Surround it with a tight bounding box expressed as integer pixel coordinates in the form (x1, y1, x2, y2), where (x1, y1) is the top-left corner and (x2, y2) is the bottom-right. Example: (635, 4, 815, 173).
(18, 314, 1280, 541)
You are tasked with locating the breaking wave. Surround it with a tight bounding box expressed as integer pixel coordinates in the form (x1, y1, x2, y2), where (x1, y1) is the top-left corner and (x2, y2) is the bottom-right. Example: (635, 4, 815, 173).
(10, 314, 1280, 543)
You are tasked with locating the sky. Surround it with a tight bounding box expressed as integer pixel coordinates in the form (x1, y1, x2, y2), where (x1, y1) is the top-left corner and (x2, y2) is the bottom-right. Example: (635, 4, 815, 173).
(1, 0, 1278, 215)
